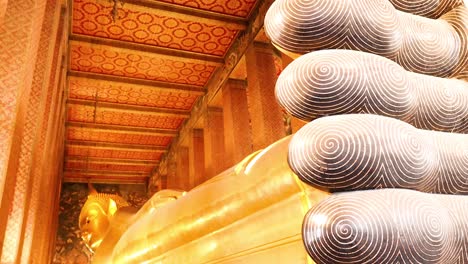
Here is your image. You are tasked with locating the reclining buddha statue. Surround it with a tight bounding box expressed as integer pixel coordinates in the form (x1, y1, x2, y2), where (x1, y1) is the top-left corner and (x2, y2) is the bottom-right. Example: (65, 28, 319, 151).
(79, 0, 468, 262)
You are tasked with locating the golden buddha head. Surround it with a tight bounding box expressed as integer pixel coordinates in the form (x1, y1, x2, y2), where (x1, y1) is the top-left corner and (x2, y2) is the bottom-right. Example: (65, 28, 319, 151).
(79, 185, 129, 251)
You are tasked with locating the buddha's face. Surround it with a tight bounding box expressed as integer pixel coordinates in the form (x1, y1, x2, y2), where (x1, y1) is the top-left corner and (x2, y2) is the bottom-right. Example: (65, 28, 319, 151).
(79, 201, 110, 251)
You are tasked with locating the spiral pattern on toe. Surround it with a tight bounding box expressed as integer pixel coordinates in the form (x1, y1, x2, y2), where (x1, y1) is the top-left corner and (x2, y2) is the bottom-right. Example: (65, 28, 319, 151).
(389, 0, 465, 18)
(275, 50, 468, 133)
(302, 189, 467, 264)
(288, 114, 468, 194)
(264, 0, 468, 79)
(427, 132, 468, 194)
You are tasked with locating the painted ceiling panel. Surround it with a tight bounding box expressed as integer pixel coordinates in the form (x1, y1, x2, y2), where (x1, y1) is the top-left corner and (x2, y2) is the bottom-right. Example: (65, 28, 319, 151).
(65, 0, 259, 184)
(68, 76, 201, 110)
(70, 41, 217, 85)
(66, 145, 164, 160)
(67, 126, 173, 146)
(67, 104, 185, 129)
(155, 0, 258, 17)
(73, 0, 240, 56)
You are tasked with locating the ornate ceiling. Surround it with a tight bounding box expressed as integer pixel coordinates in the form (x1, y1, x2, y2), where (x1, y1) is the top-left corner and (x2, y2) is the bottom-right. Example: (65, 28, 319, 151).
(64, 0, 261, 184)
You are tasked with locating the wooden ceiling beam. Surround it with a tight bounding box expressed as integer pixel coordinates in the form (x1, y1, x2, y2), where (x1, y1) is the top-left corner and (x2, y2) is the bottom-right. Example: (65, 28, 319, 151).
(67, 99, 191, 118)
(65, 165, 152, 174)
(128, 0, 247, 28)
(65, 169, 149, 176)
(63, 177, 147, 184)
(65, 156, 157, 165)
(66, 141, 166, 152)
(66, 121, 179, 135)
(69, 34, 225, 65)
(68, 71, 205, 93)
(66, 140, 167, 151)
(63, 171, 148, 184)
(65, 155, 158, 164)
(65, 123, 176, 137)
(65, 166, 152, 174)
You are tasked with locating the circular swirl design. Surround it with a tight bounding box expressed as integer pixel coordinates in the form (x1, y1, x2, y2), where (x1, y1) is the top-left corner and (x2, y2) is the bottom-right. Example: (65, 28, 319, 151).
(289, 114, 468, 193)
(303, 189, 465, 264)
(276, 49, 468, 133)
(69, 42, 216, 86)
(264, 0, 468, 79)
(72, 0, 239, 56)
(389, 0, 465, 18)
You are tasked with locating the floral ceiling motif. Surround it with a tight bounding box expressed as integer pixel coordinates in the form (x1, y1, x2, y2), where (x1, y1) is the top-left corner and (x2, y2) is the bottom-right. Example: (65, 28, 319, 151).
(67, 103, 185, 129)
(64, 0, 258, 184)
(70, 41, 217, 86)
(73, 0, 240, 56)
(158, 0, 257, 17)
(68, 76, 202, 110)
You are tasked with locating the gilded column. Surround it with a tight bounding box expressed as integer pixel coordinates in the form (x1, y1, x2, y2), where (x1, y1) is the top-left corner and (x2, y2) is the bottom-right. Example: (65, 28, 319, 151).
(19, 1, 64, 262)
(245, 42, 285, 150)
(222, 78, 253, 166)
(203, 107, 226, 180)
(175, 146, 190, 190)
(0, 0, 48, 261)
(188, 129, 205, 188)
(166, 157, 177, 189)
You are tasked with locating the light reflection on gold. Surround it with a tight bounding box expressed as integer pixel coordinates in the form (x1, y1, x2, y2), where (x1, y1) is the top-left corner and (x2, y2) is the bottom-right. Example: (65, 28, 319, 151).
(78, 137, 328, 263)
(104, 136, 329, 263)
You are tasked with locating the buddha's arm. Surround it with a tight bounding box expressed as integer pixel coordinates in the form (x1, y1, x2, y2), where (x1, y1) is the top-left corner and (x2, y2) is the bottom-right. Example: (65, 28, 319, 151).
(111, 137, 329, 263)
(131, 189, 185, 224)
(92, 207, 138, 263)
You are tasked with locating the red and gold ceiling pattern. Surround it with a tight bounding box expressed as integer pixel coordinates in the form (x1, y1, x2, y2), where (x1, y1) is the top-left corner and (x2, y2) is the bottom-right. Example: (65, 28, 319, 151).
(67, 104, 185, 129)
(65, 0, 258, 183)
(67, 127, 173, 146)
(158, 0, 257, 17)
(73, 0, 239, 56)
(66, 145, 164, 160)
(70, 41, 217, 86)
(65, 161, 154, 173)
(68, 76, 201, 110)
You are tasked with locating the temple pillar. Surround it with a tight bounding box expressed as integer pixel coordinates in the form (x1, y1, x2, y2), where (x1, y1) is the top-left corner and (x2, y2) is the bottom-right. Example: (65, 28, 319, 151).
(245, 42, 286, 150)
(160, 175, 168, 190)
(166, 157, 177, 189)
(204, 107, 226, 180)
(188, 129, 205, 188)
(0, 0, 67, 262)
(222, 79, 253, 165)
(21, 3, 66, 262)
(175, 146, 190, 190)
